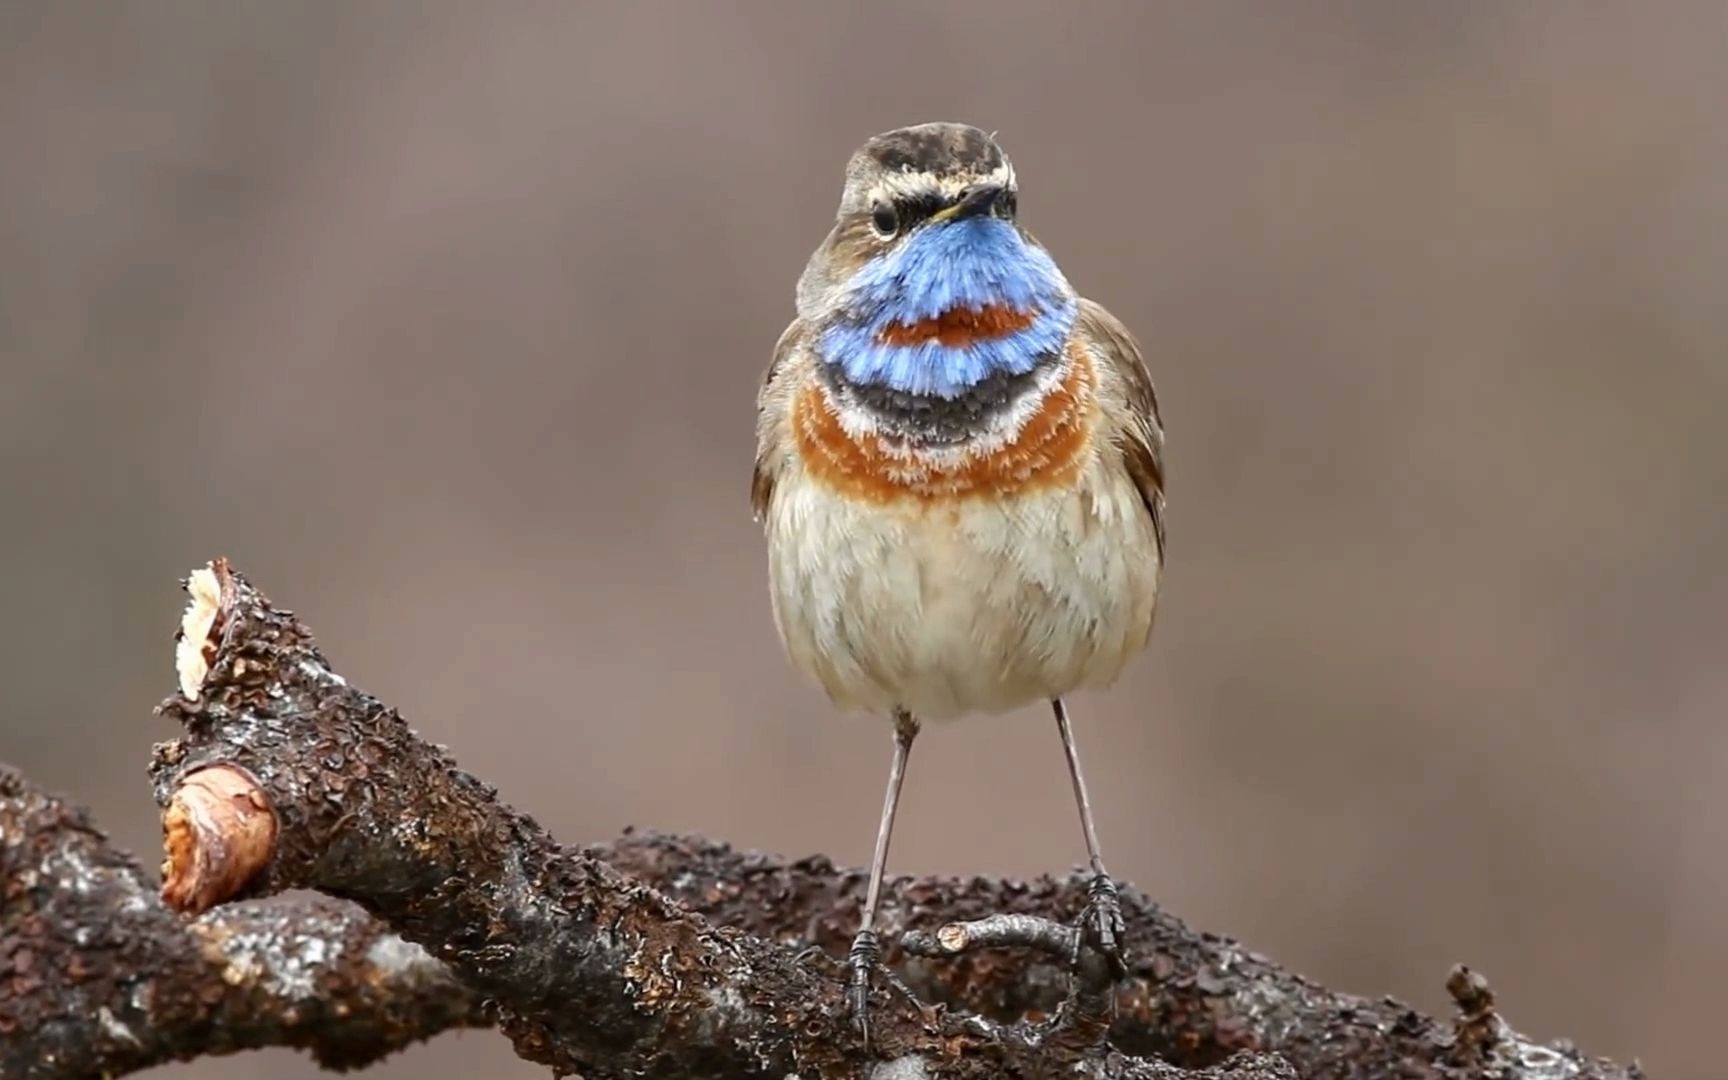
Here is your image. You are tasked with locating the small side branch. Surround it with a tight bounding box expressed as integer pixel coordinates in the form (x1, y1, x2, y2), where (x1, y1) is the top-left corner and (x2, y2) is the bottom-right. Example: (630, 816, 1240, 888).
(903, 911, 1115, 1054)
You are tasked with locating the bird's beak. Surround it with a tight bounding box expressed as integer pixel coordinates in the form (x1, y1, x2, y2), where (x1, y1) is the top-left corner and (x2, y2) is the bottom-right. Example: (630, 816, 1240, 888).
(930, 183, 1003, 224)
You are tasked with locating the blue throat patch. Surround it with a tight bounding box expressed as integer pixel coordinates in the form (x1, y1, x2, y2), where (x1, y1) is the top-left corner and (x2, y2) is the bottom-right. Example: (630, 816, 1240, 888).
(821, 218, 1077, 399)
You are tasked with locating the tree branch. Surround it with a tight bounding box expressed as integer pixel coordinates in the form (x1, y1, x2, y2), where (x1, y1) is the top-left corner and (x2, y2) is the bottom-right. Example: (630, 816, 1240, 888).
(0, 558, 1645, 1078)
(0, 765, 490, 1078)
(150, 559, 1275, 1079)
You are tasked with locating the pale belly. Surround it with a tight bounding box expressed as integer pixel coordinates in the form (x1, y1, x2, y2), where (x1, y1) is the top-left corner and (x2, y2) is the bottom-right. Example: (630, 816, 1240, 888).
(764, 458, 1162, 721)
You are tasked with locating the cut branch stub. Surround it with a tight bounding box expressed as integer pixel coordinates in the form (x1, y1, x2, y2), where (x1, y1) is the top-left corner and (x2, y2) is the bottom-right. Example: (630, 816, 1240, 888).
(175, 557, 235, 700)
(160, 763, 277, 913)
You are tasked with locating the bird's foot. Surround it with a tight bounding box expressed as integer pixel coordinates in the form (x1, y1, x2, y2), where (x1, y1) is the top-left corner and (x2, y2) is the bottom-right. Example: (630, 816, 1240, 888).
(847, 928, 881, 1048)
(1074, 872, 1129, 977)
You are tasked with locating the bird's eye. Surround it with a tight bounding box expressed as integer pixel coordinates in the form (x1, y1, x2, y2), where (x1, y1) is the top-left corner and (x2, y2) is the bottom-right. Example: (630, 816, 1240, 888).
(871, 202, 900, 237)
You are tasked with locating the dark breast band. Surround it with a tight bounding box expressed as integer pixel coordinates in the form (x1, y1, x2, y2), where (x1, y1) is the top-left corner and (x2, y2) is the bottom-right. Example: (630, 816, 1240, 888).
(816, 351, 1063, 446)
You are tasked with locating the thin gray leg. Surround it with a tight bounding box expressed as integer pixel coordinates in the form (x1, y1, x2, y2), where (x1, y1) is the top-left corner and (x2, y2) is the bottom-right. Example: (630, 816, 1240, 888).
(1052, 697, 1127, 972)
(1053, 696, 1108, 877)
(848, 707, 919, 1046)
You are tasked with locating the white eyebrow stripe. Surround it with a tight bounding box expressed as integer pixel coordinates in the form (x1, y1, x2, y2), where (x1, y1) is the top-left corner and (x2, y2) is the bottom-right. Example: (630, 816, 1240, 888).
(870, 163, 1016, 207)
(872, 174, 960, 204)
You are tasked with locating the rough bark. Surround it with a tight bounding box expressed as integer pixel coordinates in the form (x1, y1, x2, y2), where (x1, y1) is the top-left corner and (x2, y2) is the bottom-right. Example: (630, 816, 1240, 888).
(0, 766, 490, 1078)
(0, 558, 1646, 1079)
(594, 832, 1641, 1079)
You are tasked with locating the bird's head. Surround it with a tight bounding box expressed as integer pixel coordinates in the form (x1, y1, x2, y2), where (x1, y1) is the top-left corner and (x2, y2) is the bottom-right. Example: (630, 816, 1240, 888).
(800, 122, 1078, 400)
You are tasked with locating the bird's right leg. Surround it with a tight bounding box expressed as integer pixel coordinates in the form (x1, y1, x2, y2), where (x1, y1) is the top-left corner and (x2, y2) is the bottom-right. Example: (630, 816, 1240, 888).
(848, 706, 919, 1048)
(1052, 696, 1128, 976)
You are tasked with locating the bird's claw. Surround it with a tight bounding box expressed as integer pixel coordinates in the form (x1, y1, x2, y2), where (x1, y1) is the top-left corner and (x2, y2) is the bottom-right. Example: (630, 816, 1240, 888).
(1074, 872, 1129, 976)
(794, 943, 833, 970)
(847, 928, 881, 1048)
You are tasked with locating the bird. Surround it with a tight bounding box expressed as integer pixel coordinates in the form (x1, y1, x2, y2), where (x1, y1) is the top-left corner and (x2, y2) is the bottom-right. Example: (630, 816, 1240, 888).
(750, 121, 1165, 1042)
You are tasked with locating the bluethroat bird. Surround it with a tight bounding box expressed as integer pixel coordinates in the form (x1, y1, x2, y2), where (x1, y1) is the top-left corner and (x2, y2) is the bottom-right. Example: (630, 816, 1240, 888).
(751, 122, 1166, 1040)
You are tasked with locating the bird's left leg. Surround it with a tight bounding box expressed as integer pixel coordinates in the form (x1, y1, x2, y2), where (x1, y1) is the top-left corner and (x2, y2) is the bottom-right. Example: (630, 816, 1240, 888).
(1052, 696, 1128, 975)
(848, 706, 920, 1047)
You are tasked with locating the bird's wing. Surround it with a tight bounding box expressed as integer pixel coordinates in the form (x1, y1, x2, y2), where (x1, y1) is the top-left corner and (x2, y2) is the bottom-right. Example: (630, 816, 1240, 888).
(1078, 298, 1166, 559)
(751, 318, 804, 522)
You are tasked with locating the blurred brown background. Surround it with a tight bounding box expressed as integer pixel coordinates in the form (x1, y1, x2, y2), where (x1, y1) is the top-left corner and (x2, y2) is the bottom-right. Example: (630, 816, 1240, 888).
(2, 2, 1723, 1077)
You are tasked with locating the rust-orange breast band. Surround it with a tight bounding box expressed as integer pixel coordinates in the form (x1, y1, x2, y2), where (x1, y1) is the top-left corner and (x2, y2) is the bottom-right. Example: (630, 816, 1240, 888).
(794, 342, 1097, 503)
